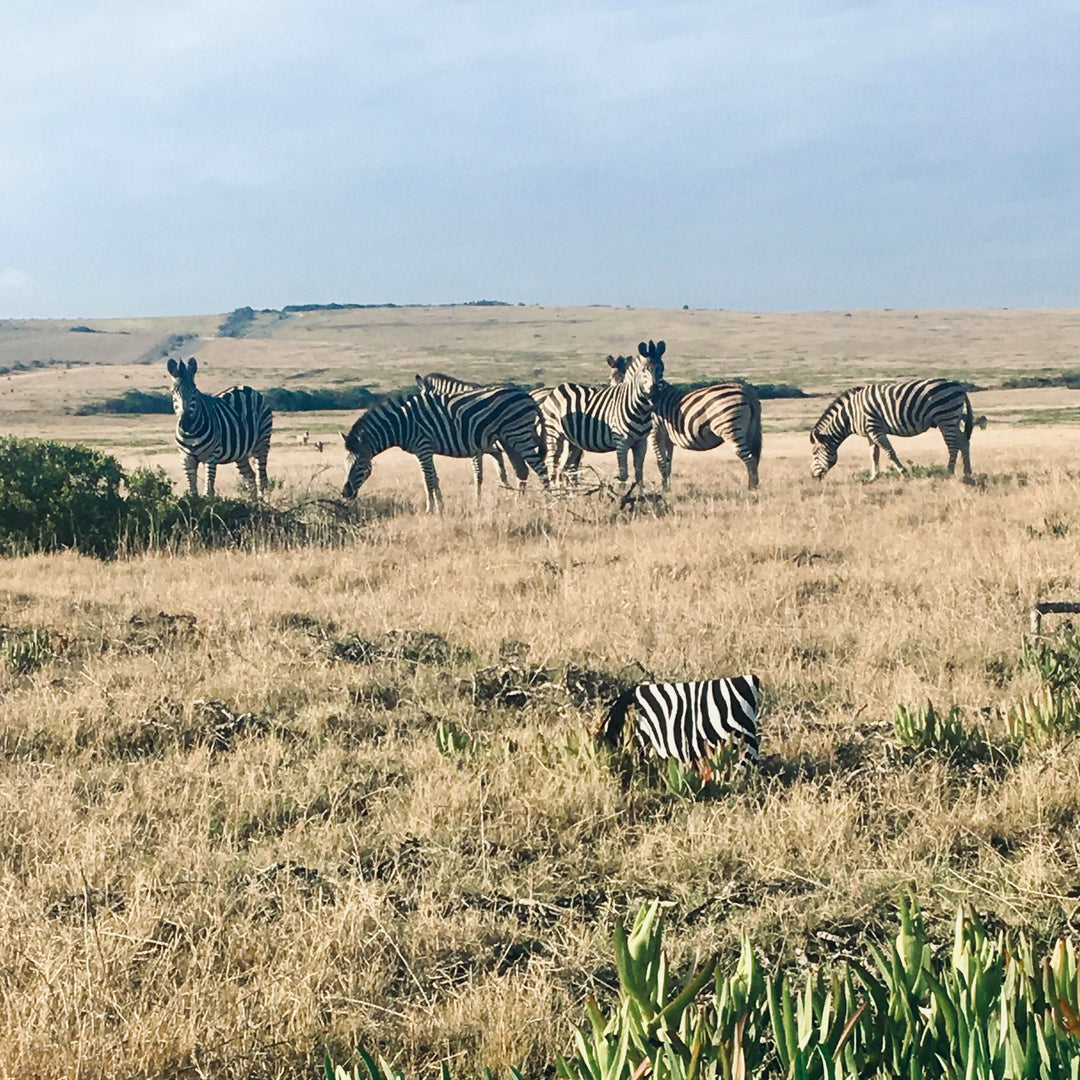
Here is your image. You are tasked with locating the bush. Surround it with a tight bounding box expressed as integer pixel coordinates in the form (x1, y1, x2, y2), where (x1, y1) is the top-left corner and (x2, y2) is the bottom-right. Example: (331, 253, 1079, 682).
(218, 306, 256, 338)
(0, 437, 127, 558)
(75, 389, 173, 415)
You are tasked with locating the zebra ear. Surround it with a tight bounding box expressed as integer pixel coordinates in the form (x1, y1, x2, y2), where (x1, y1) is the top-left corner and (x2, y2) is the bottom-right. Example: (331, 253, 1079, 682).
(187, 357, 198, 376)
(656, 341, 666, 356)
(605, 355, 618, 368)
(415, 374, 425, 389)
(167, 358, 179, 378)
(340, 431, 348, 445)
(637, 341, 649, 357)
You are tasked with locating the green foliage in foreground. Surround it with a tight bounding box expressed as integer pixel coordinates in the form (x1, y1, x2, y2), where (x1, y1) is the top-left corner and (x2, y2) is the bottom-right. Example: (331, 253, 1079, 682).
(329, 896, 1080, 1080)
(0, 437, 370, 559)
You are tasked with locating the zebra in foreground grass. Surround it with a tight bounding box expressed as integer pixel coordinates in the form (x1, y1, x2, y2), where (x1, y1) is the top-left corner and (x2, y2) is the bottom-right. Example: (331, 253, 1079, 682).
(167, 357, 272, 497)
(418, 373, 545, 491)
(607, 358, 763, 490)
(541, 340, 663, 486)
(599, 675, 762, 774)
(341, 381, 549, 511)
(810, 379, 987, 480)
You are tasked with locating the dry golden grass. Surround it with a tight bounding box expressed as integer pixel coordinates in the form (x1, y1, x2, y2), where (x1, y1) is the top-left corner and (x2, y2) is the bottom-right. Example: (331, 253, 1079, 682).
(1, 422, 1080, 1078)
(2, 306, 1080, 1078)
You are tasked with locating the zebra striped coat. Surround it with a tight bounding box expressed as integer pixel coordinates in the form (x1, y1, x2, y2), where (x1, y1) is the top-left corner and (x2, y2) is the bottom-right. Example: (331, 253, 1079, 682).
(418, 373, 545, 491)
(599, 675, 762, 773)
(607, 359, 762, 490)
(167, 357, 272, 497)
(810, 379, 986, 480)
(540, 341, 663, 486)
(341, 382, 549, 512)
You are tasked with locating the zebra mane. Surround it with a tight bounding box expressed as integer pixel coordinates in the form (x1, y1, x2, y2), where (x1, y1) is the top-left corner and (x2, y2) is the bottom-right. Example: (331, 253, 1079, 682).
(343, 390, 414, 451)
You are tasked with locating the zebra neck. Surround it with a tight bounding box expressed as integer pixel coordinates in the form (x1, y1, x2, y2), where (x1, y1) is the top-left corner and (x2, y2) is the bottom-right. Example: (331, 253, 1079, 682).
(815, 409, 852, 446)
(652, 384, 683, 418)
(359, 403, 410, 455)
(615, 375, 652, 413)
(177, 395, 208, 436)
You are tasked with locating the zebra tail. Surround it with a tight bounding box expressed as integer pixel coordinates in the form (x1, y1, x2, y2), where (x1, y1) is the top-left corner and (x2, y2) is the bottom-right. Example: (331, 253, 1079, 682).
(598, 688, 636, 747)
(962, 395, 988, 440)
(747, 391, 763, 461)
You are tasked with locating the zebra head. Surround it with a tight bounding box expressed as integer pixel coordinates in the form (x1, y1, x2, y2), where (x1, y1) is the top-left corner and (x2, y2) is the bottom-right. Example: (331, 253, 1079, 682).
(167, 357, 201, 420)
(809, 430, 838, 479)
(604, 355, 633, 383)
(637, 339, 666, 387)
(340, 429, 374, 499)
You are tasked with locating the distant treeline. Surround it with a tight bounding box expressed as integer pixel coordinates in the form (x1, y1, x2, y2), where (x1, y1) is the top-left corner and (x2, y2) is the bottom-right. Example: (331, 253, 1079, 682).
(1001, 371, 1080, 390)
(76, 385, 385, 416)
(668, 380, 807, 399)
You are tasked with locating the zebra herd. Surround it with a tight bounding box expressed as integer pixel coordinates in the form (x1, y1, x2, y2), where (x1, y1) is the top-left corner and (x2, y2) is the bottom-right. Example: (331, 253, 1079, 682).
(163, 350, 989, 775)
(166, 346, 985, 503)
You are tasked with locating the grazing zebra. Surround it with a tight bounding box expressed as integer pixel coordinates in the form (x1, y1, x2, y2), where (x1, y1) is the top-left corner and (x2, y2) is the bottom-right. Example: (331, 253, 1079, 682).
(598, 675, 762, 773)
(607, 358, 762, 490)
(418, 372, 545, 491)
(167, 357, 273, 497)
(541, 340, 663, 486)
(341, 381, 549, 511)
(810, 379, 987, 480)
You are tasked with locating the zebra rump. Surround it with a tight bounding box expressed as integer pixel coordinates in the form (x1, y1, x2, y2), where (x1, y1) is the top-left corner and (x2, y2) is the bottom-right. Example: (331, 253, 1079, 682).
(599, 675, 762, 771)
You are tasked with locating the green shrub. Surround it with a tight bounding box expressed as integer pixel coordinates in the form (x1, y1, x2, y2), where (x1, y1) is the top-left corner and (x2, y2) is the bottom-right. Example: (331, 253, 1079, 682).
(331, 894, 1080, 1080)
(0, 437, 127, 558)
(218, 306, 256, 338)
(75, 389, 173, 415)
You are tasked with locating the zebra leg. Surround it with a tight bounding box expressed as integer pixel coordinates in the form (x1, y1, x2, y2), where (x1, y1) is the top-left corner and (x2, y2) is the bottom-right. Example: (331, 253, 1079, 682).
(488, 447, 509, 487)
(869, 443, 880, 481)
(505, 445, 535, 492)
(255, 446, 270, 497)
(615, 442, 630, 488)
(631, 437, 648, 489)
(942, 426, 969, 476)
(869, 432, 906, 477)
(563, 446, 583, 485)
(236, 458, 258, 499)
(745, 454, 760, 490)
(204, 462, 218, 497)
(182, 453, 199, 496)
(651, 425, 673, 491)
(417, 451, 444, 513)
(545, 432, 565, 484)
(472, 453, 484, 504)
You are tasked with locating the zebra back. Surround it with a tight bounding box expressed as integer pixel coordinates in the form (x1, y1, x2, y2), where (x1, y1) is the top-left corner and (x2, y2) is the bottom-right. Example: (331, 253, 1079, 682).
(167, 357, 272, 465)
(599, 675, 762, 771)
(346, 385, 540, 459)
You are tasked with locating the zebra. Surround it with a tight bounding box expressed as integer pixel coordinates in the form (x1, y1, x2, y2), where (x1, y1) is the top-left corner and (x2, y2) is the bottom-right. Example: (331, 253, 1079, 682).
(167, 357, 273, 497)
(809, 379, 987, 480)
(341, 380, 549, 511)
(418, 372, 546, 491)
(598, 675, 762, 774)
(606, 358, 762, 490)
(540, 340, 663, 487)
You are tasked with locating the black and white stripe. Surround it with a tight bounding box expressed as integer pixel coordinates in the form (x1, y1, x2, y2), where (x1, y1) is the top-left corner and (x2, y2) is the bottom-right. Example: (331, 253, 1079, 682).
(810, 379, 987, 480)
(418, 372, 545, 491)
(540, 340, 663, 486)
(599, 675, 762, 771)
(607, 359, 762, 490)
(167, 357, 273, 497)
(341, 380, 549, 511)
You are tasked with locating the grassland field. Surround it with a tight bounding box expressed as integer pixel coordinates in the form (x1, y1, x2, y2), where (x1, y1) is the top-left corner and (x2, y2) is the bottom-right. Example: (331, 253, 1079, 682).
(1, 305, 1080, 1079)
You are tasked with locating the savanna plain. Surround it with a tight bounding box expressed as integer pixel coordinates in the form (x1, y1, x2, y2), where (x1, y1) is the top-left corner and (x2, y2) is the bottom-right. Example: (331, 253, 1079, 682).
(2, 306, 1080, 1079)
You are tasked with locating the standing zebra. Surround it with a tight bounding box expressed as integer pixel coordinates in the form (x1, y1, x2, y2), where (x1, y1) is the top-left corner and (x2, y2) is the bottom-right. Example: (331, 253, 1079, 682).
(810, 379, 987, 480)
(599, 675, 762, 773)
(606, 358, 762, 490)
(418, 372, 545, 491)
(541, 340, 663, 487)
(341, 381, 549, 511)
(167, 357, 272, 497)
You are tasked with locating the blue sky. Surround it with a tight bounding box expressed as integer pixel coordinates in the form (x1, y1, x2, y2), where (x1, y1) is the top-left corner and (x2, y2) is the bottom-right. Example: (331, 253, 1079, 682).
(3, 1, 1079, 317)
